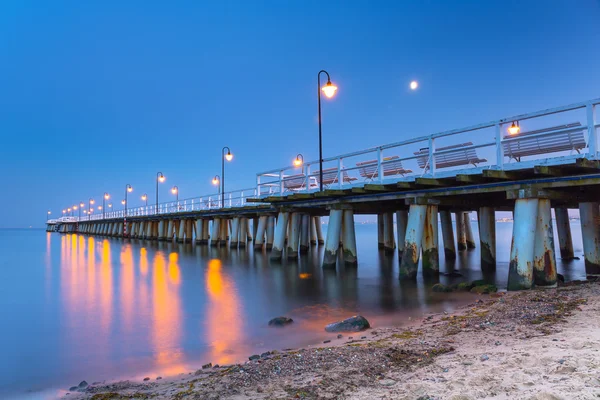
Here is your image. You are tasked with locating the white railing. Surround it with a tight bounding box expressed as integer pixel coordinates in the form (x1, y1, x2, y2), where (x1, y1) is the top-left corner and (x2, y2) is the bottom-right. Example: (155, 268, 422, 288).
(256, 98, 599, 197)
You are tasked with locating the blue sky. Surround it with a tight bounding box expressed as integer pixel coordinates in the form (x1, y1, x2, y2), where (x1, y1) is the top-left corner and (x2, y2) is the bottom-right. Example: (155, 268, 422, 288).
(0, 0, 599, 227)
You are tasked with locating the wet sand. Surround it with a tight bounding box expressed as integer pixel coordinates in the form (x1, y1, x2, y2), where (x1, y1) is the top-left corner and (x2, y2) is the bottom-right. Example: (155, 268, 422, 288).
(63, 280, 600, 399)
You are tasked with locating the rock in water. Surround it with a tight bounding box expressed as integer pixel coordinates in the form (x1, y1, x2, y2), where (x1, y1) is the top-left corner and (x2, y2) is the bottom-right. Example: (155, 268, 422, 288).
(268, 316, 294, 327)
(325, 316, 370, 332)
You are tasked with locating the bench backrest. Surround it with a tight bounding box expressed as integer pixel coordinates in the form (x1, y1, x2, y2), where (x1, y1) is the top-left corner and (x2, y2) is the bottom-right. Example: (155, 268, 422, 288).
(356, 156, 403, 177)
(313, 168, 352, 183)
(415, 142, 481, 169)
(502, 122, 586, 159)
(282, 173, 306, 189)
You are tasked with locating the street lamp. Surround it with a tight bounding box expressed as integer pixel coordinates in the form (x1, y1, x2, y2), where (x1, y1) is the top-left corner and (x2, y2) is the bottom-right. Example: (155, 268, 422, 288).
(103, 193, 110, 219)
(508, 121, 520, 135)
(142, 193, 148, 206)
(88, 198, 95, 220)
(317, 70, 338, 192)
(73, 205, 79, 221)
(293, 153, 304, 167)
(67, 207, 72, 216)
(123, 184, 132, 236)
(62, 210, 66, 218)
(171, 186, 179, 209)
(221, 146, 233, 207)
(156, 172, 165, 215)
(47, 210, 51, 221)
(212, 175, 220, 190)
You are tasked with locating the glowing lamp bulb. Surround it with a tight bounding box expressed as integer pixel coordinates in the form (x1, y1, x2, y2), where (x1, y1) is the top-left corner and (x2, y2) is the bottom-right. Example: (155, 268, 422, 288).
(141, 195, 147, 200)
(321, 81, 338, 98)
(410, 81, 418, 90)
(104, 194, 110, 199)
(293, 158, 302, 167)
(508, 121, 520, 135)
(171, 187, 177, 194)
(212, 177, 219, 185)
(121, 200, 126, 205)
(225, 152, 233, 161)
(158, 175, 165, 183)
(127, 187, 133, 193)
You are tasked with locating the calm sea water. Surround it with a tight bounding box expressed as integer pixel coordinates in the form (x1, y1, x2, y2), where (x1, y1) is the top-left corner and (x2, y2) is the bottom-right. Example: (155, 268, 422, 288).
(0, 222, 588, 398)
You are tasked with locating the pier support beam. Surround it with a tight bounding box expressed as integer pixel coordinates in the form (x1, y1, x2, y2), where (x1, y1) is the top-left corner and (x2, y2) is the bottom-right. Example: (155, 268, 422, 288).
(533, 199, 557, 287)
(342, 209, 357, 265)
(508, 198, 539, 291)
(251, 217, 258, 242)
(377, 214, 384, 249)
(230, 218, 240, 248)
(478, 207, 496, 268)
(254, 216, 267, 250)
(300, 214, 310, 253)
(219, 219, 228, 246)
(464, 212, 476, 249)
(310, 217, 318, 245)
(157, 220, 166, 241)
(323, 209, 343, 268)
(383, 212, 395, 254)
(421, 205, 439, 276)
(266, 216, 275, 250)
(440, 210, 456, 260)
(239, 218, 248, 247)
(395, 210, 408, 254)
(579, 202, 600, 276)
(245, 218, 252, 243)
(202, 220, 210, 244)
(455, 212, 467, 251)
(400, 204, 427, 279)
(555, 207, 575, 260)
(184, 220, 193, 243)
(271, 212, 289, 260)
(176, 220, 184, 243)
(287, 213, 301, 259)
(210, 219, 220, 246)
(194, 219, 203, 244)
(314, 217, 324, 245)
(166, 220, 174, 241)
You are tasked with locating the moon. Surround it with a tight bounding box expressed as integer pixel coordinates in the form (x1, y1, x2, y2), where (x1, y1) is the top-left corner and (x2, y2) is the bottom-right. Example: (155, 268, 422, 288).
(410, 81, 418, 90)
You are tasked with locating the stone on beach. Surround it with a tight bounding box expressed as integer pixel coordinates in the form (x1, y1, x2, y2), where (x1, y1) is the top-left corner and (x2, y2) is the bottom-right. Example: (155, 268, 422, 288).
(325, 315, 370, 332)
(268, 316, 294, 327)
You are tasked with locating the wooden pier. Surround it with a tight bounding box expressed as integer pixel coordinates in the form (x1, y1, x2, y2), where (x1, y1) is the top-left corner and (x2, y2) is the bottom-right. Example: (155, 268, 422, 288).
(47, 98, 600, 291)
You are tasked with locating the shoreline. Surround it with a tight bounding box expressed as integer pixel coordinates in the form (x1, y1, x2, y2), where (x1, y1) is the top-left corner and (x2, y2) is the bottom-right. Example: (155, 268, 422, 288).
(63, 280, 600, 399)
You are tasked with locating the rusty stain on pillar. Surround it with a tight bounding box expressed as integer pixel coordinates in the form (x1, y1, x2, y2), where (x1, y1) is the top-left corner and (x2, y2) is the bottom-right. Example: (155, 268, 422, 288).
(554, 207, 575, 260)
(395, 210, 408, 254)
(271, 212, 289, 260)
(322, 209, 343, 268)
(400, 204, 427, 279)
(478, 207, 496, 268)
(455, 212, 467, 251)
(342, 209, 358, 265)
(464, 212, 476, 249)
(579, 202, 600, 276)
(440, 210, 456, 260)
(421, 205, 439, 276)
(300, 214, 309, 253)
(287, 213, 301, 259)
(507, 198, 539, 291)
(533, 199, 557, 287)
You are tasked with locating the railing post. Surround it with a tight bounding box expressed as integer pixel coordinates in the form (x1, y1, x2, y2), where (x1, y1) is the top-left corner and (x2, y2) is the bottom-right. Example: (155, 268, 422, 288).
(306, 163, 311, 192)
(256, 174, 261, 196)
(279, 169, 284, 195)
(587, 103, 597, 159)
(229, 192, 232, 207)
(377, 148, 383, 183)
(428, 136, 436, 177)
(338, 158, 343, 188)
(495, 123, 504, 168)
(209, 196, 212, 210)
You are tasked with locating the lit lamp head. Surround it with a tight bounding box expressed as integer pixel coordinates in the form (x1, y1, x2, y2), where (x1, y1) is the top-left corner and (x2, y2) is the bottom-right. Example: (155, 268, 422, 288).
(225, 150, 233, 161)
(293, 153, 304, 167)
(62, 210, 66, 214)
(47, 211, 51, 215)
(90, 199, 95, 205)
(121, 200, 126, 205)
(80, 202, 84, 208)
(73, 205, 77, 210)
(508, 121, 520, 135)
(104, 193, 110, 200)
(212, 176, 220, 185)
(127, 185, 133, 193)
(321, 80, 338, 99)
(158, 172, 165, 183)
(171, 186, 178, 194)
(98, 206, 102, 210)
(141, 194, 147, 201)
(67, 208, 71, 212)
(108, 203, 112, 208)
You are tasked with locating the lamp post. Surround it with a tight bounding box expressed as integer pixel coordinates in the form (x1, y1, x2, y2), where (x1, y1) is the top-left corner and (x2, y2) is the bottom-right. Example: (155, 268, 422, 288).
(67, 207, 72, 217)
(171, 186, 178, 211)
(509, 121, 520, 135)
(79, 202, 84, 220)
(317, 70, 338, 192)
(88, 198, 95, 220)
(47, 210, 51, 221)
(142, 194, 148, 206)
(294, 153, 304, 167)
(221, 147, 233, 207)
(103, 193, 109, 219)
(212, 175, 220, 193)
(124, 184, 132, 236)
(156, 172, 165, 215)
(108, 203, 112, 218)
(62, 210, 66, 218)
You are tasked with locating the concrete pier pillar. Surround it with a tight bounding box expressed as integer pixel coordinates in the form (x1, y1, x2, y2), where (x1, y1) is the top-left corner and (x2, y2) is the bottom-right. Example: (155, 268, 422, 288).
(251, 217, 258, 242)
(383, 212, 395, 254)
(175, 220, 183, 243)
(230, 218, 240, 248)
(157, 220, 166, 241)
(219, 219, 228, 246)
(239, 218, 248, 247)
(300, 214, 310, 253)
(210, 219, 220, 246)
(555, 207, 574, 260)
(579, 202, 600, 276)
(202, 220, 210, 244)
(395, 210, 408, 254)
(165, 220, 173, 241)
(440, 210, 456, 260)
(310, 216, 318, 245)
(184, 220, 193, 243)
(323, 209, 343, 268)
(421, 205, 439, 276)
(455, 212, 467, 251)
(266, 216, 275, 250)
(139, 221, 146, 239)
(271, 212, 289, 260)
(478, 207, 496, 268)
(246, 218, 252, 242)
(508, 198, 539, 291)
(314, 216, 324, 245)
(464, 212, 476, 249)
(533, 199, 557, 287)
(400, 204, 427, 279)
(342, 209, 357, 265)
(287, 213, 301, 259)
(377, 214, 384, 249)
(146, 221, 153, 240)
(254, 216, 267, 250)
(194, 219, 203, 244)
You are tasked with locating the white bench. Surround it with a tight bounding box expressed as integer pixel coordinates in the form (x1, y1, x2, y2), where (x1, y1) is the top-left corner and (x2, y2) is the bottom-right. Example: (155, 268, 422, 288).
(355, 156, 413, 181)
(415, 142, 487, 171)
(313, 167, 358, 187)
(502, 122, 586, 162)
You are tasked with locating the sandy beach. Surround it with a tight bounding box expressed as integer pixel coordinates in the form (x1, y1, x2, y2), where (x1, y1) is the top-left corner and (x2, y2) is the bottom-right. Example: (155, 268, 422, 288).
(63, 281, 600, 400)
